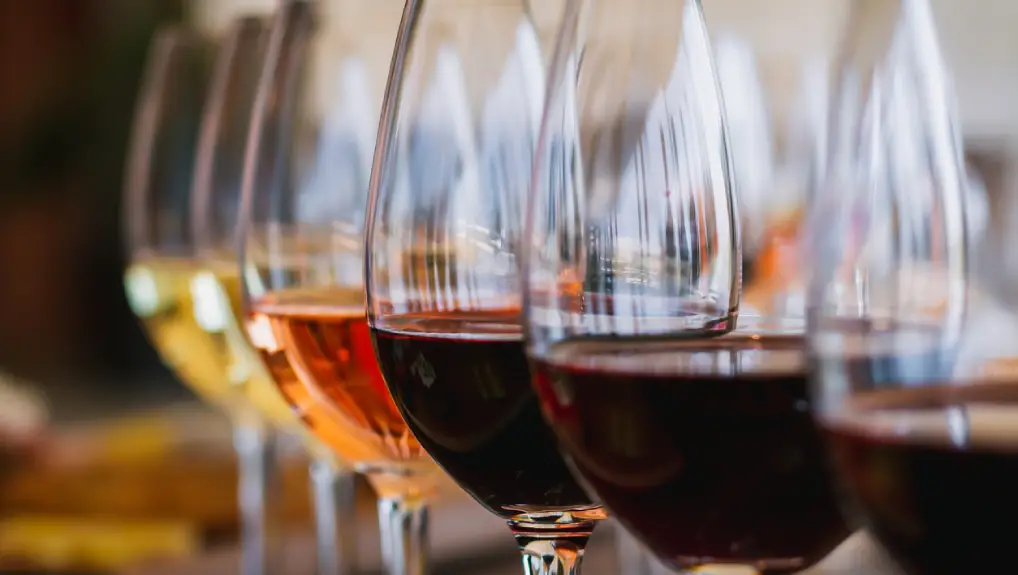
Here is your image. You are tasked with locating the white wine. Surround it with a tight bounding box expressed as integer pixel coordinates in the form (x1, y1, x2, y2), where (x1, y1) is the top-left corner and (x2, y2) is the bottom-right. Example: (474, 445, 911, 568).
(124, 256, 302, 433)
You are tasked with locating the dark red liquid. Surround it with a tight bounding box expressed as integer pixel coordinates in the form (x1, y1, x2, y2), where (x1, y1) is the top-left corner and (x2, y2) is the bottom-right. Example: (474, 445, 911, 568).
(824, 389, 1018, 575)
(371, 311, 598, 520)
(532, 334, 849, 573)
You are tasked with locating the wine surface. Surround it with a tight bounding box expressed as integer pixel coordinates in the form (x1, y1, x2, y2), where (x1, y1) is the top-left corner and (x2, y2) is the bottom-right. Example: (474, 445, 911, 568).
(251, 289, 432, 479)
(371, 311, 599, 520)
(124, 256, 298, 428)
(531, 334, 848, 573)
(823, 385, 1018, 575)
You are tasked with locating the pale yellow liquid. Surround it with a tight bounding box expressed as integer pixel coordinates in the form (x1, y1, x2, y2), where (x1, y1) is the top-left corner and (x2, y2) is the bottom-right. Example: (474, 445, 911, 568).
(124, 256, 316, 447)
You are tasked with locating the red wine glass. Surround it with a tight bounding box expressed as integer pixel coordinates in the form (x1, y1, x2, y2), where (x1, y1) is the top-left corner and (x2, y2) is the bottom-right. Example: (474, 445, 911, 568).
(522, 0, 851, 573)
(363, 1, 608, 573)
(807, 1, 1008, 574)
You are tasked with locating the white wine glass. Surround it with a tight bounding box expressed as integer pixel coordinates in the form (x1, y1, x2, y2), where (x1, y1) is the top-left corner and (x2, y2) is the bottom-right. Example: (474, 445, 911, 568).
(189, 14, 360, 575)
(238, 2, 439, 574)
(122, 24, 283, 575)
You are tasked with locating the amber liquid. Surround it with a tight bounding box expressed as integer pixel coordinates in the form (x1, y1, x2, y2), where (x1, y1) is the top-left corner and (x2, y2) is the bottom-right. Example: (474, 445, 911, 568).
(249, 289, 431, 484)
(371, 311, 599, 521)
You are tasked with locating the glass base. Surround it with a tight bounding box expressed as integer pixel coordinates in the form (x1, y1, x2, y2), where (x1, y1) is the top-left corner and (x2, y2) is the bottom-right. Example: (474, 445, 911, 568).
(510, 511, 601, 575)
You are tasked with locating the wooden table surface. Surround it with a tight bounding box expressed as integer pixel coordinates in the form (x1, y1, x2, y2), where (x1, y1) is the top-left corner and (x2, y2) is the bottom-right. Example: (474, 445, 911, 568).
(8, 398, 905, 575)
(124, 526, 901, 575)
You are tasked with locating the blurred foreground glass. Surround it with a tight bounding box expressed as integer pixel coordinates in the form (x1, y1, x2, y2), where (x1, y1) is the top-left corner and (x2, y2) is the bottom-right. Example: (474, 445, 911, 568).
(522, 0, 846, 572)
(364, 1, 606, 573)
(807, 1, 1017, 574)
(190, 14, 359, 575)
(122, 25, 284, 575)
(237, 2, 437, 575)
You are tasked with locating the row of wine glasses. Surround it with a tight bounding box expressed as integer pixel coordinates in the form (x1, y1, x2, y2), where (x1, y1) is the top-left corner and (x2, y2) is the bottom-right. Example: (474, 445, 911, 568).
(122, 22, 297, 575)
(123, 9, 374, 575)
(122, 0, 1015, 574)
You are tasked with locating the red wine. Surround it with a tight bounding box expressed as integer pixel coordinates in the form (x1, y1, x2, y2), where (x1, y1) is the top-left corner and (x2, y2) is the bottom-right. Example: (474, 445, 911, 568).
(532, 334, 849, 573)
(823, 386, 1018, 575)
(371, 311, 599, 520)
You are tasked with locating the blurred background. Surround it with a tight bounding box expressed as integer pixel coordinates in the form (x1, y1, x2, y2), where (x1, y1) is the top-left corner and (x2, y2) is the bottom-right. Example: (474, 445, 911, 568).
(0, 0, 1015, 573)
(0, 0, 284, 409)
(4, 0, 1013, 396)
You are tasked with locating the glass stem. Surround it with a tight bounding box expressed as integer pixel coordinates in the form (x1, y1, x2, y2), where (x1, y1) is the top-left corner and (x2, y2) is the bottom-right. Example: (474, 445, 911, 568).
(613, 524, 655, 575)
(233, 420, 282, 575)
(511, 518, 595, 575)
(376, 494, 430, 575)
(309, 456, 359, 575)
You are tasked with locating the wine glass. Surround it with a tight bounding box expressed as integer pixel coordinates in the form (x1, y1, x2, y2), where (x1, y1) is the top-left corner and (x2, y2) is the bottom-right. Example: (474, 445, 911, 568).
(523, 0, 849, 573)
(122, 24, 285, 575)
(189, 13, 360, 575)
(807, 1, 1016, 574)
(363, 0, 608, 573)
(237, 2, 438, 575)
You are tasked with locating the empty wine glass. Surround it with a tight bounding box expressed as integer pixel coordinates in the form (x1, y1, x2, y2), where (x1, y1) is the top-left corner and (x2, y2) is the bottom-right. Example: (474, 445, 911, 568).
(189, 13, 359, 575)
(238, 2, 438, 575)
(363, 0, 608, 573)
(122, 24, 285, 575)
(806, 1, 1018, 574)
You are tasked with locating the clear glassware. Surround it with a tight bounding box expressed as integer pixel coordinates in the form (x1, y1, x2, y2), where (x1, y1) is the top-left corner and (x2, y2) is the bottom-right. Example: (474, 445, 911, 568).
(189, 14, 359, 575)
(363, 0, 607, 573)
(701, 0, 838, 319)
(807, 1, 1016, 574)
(122, 24, 284, 575)
(523, 0, 850, 573)
(613, 526, 670, 575)
(237, 2, 437, 575)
